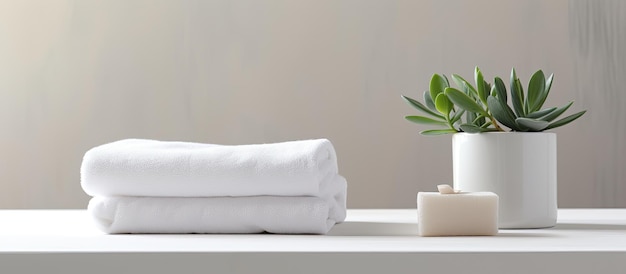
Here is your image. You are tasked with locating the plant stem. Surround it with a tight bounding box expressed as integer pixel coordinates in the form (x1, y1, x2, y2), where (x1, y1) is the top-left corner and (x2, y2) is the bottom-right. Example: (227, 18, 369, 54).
(488, 115, 504, 131)
(449, 123, 458, 132)
(445, 117, 459, 132)
(480, 100, 504, 132)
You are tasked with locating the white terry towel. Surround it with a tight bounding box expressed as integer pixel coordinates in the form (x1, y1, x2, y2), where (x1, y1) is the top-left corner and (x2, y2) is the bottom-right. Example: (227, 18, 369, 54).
(89, 175, 347, 234)
(89, 189, 347, 234)
(81, 139, 338, 197)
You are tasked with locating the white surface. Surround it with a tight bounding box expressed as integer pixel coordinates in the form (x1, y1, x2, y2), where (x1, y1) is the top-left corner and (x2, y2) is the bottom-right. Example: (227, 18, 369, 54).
(417, 191, 498, 236)
(1, 209, 625, 274)
(1, 208, 625, 253)
(453, 132, 557, 228)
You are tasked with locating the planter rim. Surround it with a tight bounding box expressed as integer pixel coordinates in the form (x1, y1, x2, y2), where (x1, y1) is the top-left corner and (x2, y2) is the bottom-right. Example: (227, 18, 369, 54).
(454, 132, 556, 136)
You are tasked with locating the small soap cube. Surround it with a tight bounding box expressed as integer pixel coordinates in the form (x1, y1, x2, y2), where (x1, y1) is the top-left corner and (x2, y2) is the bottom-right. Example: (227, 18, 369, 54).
(417, 191, 498, 236)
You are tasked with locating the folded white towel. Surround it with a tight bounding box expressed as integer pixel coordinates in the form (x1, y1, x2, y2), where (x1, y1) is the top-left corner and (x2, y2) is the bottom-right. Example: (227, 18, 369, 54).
(88, 195, 346, 234)
(81, 139, 338, 197)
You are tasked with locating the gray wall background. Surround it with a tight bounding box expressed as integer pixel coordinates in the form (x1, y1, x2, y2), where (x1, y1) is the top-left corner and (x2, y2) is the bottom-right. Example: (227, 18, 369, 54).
(0, 0, 623, 209)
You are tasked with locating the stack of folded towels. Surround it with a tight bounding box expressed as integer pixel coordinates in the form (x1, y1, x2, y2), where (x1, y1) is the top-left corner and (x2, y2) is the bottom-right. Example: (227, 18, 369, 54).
(80, 139, 347, 234)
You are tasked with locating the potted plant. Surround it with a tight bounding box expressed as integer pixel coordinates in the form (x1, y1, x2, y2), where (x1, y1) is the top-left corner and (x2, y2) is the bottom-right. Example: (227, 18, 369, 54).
(402, 67, 586, 228)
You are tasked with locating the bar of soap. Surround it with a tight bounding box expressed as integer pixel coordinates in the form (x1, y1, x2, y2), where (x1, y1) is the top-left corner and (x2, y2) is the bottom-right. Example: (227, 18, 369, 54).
(417, 185, 498, 236)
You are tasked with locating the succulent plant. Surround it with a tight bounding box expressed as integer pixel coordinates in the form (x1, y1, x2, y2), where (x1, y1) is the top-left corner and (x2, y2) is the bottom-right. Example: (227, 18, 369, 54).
(402, 67, 586, 135)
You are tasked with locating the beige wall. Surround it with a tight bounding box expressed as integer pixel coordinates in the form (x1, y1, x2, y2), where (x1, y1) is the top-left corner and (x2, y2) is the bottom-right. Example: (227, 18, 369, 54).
(0, 0, 621, 208)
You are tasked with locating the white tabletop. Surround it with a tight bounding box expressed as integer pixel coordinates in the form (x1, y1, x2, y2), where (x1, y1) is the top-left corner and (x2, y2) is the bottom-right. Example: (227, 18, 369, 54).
(1, 209, 625, 273)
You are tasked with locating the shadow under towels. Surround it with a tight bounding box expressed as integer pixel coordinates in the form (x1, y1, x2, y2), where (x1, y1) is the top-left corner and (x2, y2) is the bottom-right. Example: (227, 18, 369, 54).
(80, 139, 347, 234)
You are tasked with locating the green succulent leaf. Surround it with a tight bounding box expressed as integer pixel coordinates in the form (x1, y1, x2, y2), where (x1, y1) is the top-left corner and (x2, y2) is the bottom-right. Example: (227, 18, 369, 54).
(515, 117, 549, 131)
(429, 74, 449, 104)
(484, 80, 491, 97)
(401, 95, 445, 119)
(420, 129, 458, 135)
(545, 73, 554, 93)
(405, 68, 585, 134)
(451, 109, 466, 124)
(537, 73, 554, 110)
(460, 124, 497, 133)
(475, 67, 487, 104)
(465, 110, 476, 125)
(494, 77, 507, 103)
(450, 74, 464, 89)
(471, 114, 486, 124)
(405, 115, 447, 126)
(476, 116, 485, 127)
(516, 123, 530, 132)
(545, 110, 586, 130)
(435, 93, 452, 116)
(471, 113, 487, 127)
(487, 95, 520, 131)
(516, 78, 526, 115)
(442, 74, 450, 87)
(526, 107, 557, 119)
(510, 69, 525, 117)
(528, 70, 546, 112)
(444, 87, 488, 116)
(423, 90, 436, 111)
(451, 74, 478, 97)
(540, 101, 573, 122)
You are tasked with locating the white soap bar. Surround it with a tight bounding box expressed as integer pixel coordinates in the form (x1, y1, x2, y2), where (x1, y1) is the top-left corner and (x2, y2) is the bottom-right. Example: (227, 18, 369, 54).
(417, 191, 498, 236)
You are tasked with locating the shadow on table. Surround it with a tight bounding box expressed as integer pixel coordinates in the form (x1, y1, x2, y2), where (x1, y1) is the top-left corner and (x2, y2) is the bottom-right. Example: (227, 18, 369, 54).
(494, 232, 560, 237)
(328, 222, 418, 236)
(328, 219, 626, 236)
(329, 222, 565, 237)
(552, 223, 626, 231)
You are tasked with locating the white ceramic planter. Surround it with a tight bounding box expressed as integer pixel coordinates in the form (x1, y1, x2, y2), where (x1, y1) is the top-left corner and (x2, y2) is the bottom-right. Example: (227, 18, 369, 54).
(452, 132, 557, 229)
